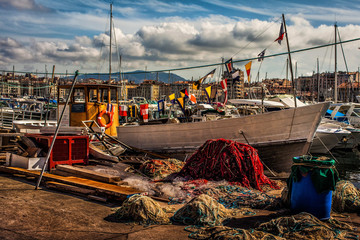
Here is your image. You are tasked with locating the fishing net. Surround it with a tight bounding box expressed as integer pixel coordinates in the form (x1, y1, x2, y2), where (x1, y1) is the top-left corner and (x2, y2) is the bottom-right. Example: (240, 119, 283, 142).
(177, 139, 278, 191)
(257, 212, 355, 240)
(332, 180, 360, 213)
(167, 180, 282, 210)
(185, 226, 284, 240)
(201, 184, 282, 210)
(112, 194, 170, 225)
(140, 158, 185, 179)
(171, 194, 231, 226)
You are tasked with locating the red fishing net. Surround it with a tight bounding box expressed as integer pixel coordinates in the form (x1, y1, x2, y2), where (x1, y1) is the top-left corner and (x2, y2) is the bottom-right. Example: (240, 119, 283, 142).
(177, 139, 278, 191)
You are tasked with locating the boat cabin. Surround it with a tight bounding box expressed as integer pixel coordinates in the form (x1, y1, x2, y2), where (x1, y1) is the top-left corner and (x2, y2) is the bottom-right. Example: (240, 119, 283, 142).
(57, 84, 121, 136)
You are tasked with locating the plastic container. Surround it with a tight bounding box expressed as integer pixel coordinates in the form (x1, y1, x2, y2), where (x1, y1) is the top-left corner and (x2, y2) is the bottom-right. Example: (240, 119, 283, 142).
(290, 172, 332, 220)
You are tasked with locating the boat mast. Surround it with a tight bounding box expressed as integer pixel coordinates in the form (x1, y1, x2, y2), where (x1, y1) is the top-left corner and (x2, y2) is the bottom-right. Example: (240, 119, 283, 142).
(282, 14, 297, 107)
(334, 23, 338, 103)
(109, 3, 113, 83)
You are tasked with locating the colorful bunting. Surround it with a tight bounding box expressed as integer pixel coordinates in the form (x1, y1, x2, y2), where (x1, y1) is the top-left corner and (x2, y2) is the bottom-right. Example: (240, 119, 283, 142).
(189, 94, 197, 104)
(225, 58, 234, 74)
(177, 97, 185, 113)
(205, 86, 212, 103)
(180, 88, 189, 98)
(193, 69, 216, 90)
(169, 93, 175, 103)
(258, 49, 266, 62)
(245, 61, 252, 83)
(220, 78, 228, 105)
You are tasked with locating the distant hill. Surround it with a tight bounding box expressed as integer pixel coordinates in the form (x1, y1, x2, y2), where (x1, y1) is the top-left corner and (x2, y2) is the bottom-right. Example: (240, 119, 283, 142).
(76, 70, 188, 83)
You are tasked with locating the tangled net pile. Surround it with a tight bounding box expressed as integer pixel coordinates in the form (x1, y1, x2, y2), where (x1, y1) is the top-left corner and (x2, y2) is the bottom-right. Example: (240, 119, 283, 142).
(201, 184, 282, 210)
(257, 212, 355, 240)
(171, 194, 231, 226)
(112, 195, 170, 225)
(140, 158, 184, 179)
(186, 226, 283, 240)
(186, 212, 356, 240)
(177, 139, 278, 191)
(332, 180, 360, 213)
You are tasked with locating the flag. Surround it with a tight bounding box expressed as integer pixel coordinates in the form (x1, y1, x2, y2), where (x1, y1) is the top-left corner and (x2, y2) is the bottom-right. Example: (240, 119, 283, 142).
(193, 69, 216, 90)
(275, 22, 285, 44)
(157, 99, 165, 114)
(245, 61, 252, 83)
(205, 86, 212, 103)
(180, 88, 189, 98)
(128, 105, 138, 118)
(119, 105, 128, 117)
(258, 49, 266, 62)
(225, 58, 234, 74)
(220, 78, 228, 105)
(140, 104, 149, 122)
(189, 94, 197, 104)
(169, 93, 175, 103)
(231, 70, 240, 86)
(177, 97, 185, 113)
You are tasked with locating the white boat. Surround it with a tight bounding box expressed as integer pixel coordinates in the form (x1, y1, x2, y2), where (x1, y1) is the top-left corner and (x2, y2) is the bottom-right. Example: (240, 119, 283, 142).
(328, 103, 360, 127)
(117, 102, 330, 172)
(310, 122, 352, 154)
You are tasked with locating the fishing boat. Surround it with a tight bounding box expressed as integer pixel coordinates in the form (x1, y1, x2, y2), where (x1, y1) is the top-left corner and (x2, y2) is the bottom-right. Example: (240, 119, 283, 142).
(310, 122, 351, 154)
(116, 102, 330, 172)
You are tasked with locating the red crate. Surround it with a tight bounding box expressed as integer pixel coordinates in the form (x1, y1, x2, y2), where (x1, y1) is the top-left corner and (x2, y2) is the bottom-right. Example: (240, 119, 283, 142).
(28, 134, 89, 169)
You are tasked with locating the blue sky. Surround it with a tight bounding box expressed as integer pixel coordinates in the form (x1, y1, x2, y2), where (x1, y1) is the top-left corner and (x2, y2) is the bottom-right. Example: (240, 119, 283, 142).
(1, 0, 360, 80)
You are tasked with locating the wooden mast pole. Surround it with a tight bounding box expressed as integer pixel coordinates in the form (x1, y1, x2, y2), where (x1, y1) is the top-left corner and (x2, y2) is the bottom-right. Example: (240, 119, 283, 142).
(282, 14, 297, 107)
(109, 3, 112, 83)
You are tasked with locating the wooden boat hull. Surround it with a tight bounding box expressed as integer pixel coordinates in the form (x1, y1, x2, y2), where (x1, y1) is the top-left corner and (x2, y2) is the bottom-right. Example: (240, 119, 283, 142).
(117, 102, 330, 173)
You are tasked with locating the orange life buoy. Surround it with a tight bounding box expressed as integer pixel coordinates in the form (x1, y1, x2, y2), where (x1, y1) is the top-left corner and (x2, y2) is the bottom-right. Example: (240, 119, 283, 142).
(97, 104, 114, 128)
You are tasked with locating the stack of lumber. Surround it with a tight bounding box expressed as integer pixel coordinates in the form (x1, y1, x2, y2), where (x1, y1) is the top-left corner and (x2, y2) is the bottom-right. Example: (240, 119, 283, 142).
(0, 165, 143, 202)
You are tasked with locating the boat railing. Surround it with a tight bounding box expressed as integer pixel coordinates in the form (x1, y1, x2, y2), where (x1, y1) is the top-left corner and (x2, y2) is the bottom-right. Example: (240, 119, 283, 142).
(0, 107, 45, 129)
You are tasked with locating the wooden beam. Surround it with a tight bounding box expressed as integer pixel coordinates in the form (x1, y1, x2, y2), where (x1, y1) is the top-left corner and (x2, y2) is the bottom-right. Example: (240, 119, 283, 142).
(55, 165, 121, 183)
(0, 166, 142, 199)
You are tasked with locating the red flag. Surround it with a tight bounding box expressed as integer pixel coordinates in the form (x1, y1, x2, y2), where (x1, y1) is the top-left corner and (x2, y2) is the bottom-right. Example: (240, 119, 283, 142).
(220, 78, 228, 105)
(119, 105, 128, 117)
(225, 58, 233, 74)
(275, 22, 284, 44)
(140, 104, 149, 122)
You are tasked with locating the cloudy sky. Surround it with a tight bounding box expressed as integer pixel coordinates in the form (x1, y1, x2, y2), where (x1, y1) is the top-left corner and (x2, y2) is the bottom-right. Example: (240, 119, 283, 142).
(1, 0, 360, 80)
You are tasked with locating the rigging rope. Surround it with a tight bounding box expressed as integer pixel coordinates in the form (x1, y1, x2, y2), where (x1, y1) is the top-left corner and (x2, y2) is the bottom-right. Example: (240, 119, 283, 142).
(2, 37, 360, 76)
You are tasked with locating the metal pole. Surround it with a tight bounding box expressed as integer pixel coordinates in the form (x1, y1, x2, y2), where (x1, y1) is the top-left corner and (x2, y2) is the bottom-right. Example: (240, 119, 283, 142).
(334, 23, 338, 103)
(35, 70, 79, 190)
(282, 14, 297, 107)
(45, 65, 55, 124)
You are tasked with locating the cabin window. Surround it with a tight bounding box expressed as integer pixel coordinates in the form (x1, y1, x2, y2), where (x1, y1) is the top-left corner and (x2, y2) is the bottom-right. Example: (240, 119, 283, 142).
(74, 88, 85, 103)
(111, 89, 117, 103)
(99, 89, 108, 103)
(89, 89, 98, 102)
(59, 89, 70, 103)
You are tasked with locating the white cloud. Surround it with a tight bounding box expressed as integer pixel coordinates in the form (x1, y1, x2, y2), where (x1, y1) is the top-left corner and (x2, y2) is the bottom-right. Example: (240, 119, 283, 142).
(0, 0, 50, 11)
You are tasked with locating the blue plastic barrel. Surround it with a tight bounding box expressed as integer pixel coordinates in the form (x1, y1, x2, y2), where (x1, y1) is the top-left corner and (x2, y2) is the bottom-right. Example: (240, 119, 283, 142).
(290, 172, 332, 220)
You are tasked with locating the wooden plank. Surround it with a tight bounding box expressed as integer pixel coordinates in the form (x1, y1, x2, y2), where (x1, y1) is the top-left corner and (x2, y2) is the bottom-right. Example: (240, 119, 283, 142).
(55, 165, 121, 183)
(0, 166, 142, 198)
(46, 181, 96, 195)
